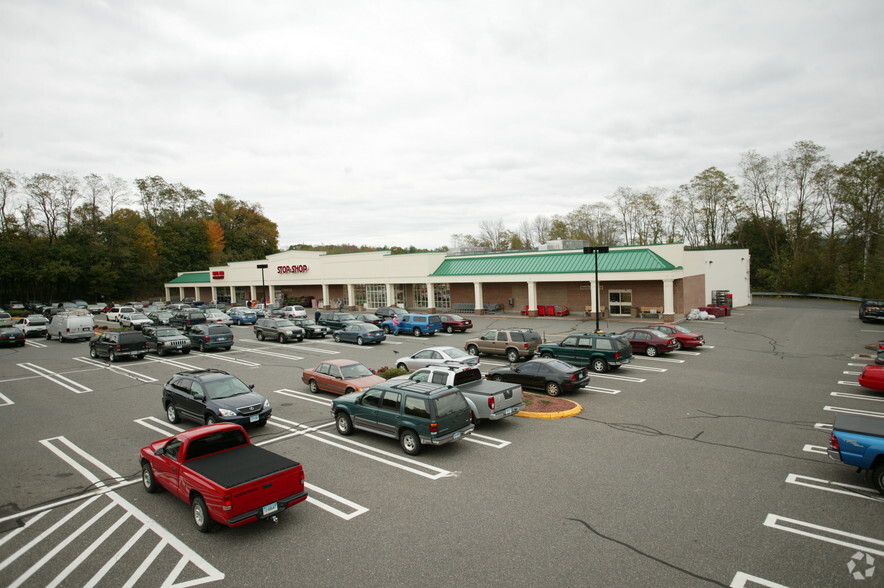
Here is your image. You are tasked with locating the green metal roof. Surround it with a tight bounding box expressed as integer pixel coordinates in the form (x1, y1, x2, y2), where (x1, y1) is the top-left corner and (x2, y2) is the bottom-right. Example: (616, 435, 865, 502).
(167, 272, 210, 284)
(430, 249, 677, 277)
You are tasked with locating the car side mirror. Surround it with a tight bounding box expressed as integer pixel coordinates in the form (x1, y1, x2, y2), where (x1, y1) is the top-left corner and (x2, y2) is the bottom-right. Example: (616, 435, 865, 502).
(154, 447, 165, 456)
(193, 393, 204, 401)
(248, 384, 255, 389)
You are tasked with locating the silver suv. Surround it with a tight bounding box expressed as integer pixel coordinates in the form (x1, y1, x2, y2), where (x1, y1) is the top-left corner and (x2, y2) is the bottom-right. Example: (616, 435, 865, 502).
(464, 328, 542, 363)
(253, 318, 305, 343)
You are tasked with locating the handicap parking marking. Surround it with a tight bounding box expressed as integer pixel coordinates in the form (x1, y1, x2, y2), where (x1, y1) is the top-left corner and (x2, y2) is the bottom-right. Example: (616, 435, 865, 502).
(131, 417, 369, 520)
(24, 340, 47, 348)
(830, 391, 884, 403)
(764, 514, 884, 557)
(824, 406, 884, 418)
(729, 571, 788, 588)
(265, 415, 456, 480)
(801, 444, 828, 455)
(784, 474, 883, 502)
(72, 357, 158, 383)
(17, 362, 93, 394)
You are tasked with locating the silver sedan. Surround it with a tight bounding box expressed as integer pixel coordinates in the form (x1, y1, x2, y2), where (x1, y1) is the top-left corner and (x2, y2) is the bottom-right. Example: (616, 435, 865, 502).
(395, 346, 480, 371)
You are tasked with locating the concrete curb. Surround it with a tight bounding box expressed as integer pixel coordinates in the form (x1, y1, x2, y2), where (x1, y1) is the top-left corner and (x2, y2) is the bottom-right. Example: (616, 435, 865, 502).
(515, 400, 583, 419)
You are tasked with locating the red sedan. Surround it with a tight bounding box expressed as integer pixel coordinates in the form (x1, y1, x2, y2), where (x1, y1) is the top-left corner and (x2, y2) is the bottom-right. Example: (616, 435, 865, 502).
(646, 323, 705, 350)
(618, 328, 678, 357)
(858, 364, 884, 392)
(438, 314, 473, 333)
(301, 359, 385, 395)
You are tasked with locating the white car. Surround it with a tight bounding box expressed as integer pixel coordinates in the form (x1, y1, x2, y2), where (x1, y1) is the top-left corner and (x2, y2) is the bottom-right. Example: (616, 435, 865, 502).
(106, 306, 136, 322)
(119, 313, 154, 330)
(203, 308, 233, 325)
(394, 346, 480, 371)
(13, 315, 49, 337)
(281, 305, 307, 319)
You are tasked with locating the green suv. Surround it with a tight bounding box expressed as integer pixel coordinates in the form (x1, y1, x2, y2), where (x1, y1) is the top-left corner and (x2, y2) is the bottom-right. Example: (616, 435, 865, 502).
(537, 332, 633, 373)
(330, 381, 475, 455)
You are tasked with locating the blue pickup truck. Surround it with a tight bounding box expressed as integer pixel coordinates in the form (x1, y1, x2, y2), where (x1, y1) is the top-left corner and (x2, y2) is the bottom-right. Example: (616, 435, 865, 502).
(381, 314, 444, 337)
(827, 413, 884, 494)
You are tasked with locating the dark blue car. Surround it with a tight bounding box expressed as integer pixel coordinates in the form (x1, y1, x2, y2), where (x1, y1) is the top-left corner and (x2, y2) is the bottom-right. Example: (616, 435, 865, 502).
(333, 322, 386, 345)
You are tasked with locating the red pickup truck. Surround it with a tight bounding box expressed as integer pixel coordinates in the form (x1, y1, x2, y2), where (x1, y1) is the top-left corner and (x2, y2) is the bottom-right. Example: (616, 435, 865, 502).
(139, 423, 307, 532)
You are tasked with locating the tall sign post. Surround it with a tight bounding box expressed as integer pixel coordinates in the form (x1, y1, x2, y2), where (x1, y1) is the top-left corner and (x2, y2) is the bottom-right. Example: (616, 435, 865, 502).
(583, 246, 609, 333)
(256, 264, 268, 306)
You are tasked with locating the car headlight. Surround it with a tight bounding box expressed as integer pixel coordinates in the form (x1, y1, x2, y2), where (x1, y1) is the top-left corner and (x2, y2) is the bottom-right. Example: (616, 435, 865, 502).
(218, 408, 237, 417)
(263, 399, 270, 410)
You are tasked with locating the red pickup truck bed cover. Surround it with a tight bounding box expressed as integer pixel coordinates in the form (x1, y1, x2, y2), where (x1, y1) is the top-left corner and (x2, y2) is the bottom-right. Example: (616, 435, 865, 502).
(186, 444, 300, 489)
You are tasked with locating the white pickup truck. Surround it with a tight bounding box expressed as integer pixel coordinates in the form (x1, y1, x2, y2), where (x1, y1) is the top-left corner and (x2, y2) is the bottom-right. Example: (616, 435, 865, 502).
(391, 366, 525, 424)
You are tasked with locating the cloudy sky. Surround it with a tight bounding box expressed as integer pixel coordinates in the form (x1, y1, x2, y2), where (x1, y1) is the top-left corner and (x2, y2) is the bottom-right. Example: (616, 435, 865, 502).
(2, 1, 881, 250)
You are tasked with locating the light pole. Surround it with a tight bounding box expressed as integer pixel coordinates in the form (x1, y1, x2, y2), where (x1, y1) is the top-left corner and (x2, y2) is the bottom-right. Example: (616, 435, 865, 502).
(256, 264, 268, 306)
(583, 246, 609, 333)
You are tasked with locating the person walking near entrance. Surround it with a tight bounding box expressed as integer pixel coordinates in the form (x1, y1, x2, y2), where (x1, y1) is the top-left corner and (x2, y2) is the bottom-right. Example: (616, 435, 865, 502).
(392, 313, 400, 335)
(314, 310, 321, 323)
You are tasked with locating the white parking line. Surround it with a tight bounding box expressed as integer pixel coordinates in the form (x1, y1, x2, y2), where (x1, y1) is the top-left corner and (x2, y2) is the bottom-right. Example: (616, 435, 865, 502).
(589, 373, 647, 383)
(464, 433, 511, 448)
(242, 339, 340, 355)
(191, 350, 262, 366)
(73, 358, 158, 383)
(17, 363, 92, 393)
(622, 365, 668, 373)
(843, 371, 862, 375)
(830, 391, 884, 403)
(670, 350, 701, 355)
(785, 473, 883, 501)
(814, 423, 833, 431)
(635, 356, 685, 363)
(764, 514, 884, 556)
(0, 391, 13, 407)
(583, 385, 621, 394)
(224, 347, 300, 362)
(134, 416, 184, 436)
(801, 444, 827, 455)
(838, 380, 860, 386)
(24, 340, 47, 348)
(142, 355, 202, 370)
(275, 388, 334, 407)
(729, 571, 787, 587)
(824, 406, 884, 418)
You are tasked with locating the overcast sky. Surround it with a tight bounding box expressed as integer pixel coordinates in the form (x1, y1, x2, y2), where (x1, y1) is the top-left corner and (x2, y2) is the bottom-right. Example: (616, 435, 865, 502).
(2, 1, 881, 250)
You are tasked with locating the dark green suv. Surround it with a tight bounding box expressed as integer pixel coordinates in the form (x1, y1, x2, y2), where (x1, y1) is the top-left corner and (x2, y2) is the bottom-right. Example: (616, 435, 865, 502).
(330, 381, 475, 455)
(537, 332, 633, 373)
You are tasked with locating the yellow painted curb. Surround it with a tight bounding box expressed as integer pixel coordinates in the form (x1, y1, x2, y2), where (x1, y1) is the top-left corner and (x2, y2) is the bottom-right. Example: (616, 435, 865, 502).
(515, 401, 583, 419)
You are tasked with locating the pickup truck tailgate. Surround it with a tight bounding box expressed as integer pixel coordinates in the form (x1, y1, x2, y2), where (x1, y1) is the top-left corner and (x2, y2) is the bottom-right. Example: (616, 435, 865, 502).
(186, 444, 305, 517)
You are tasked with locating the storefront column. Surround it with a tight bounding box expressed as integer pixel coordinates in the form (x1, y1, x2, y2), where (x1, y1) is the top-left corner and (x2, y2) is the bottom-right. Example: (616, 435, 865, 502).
(346, 284, 355, 310)
(663, 279, 675, 321)
(527, 281, 538, 317)
(210, 286, 217, 303)
(164, 287, 171, 301)
(269, 285, 277, 306)
(473, 282, 485, 315)
(321, 284, 330, 308)
(228, 286, 235, 303)
(249, 285, 257, 302)
(386, 283, 396, 307)
(178, 287, 185, 301)
(426, 282, 436, 313)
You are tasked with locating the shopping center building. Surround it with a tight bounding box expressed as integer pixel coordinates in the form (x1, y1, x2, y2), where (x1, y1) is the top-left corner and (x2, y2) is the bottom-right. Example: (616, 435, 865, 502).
(164, 242, 750, 321)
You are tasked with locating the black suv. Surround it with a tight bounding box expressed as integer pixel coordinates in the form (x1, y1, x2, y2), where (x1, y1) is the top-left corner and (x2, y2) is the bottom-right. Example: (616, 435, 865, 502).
(464, 328, 542, 363)
(859, 299, 884, 323)
(142, 325, 192, 356)
(290, 318, 330, 338)
(537, 332, 633, 373)
(169, 309, 207, 331)
(318, 312, 358, 330)
(89, 330, 149, 362)
(253, 318, 305, 343)
(162, 369, 271, 427)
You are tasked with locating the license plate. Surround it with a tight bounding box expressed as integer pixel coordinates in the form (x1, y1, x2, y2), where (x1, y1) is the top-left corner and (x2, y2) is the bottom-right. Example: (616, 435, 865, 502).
(262, 502, 279, 517)
(250, 414, 259, 422)
(218, 337, 229, 341)
(82, 327, 91, 332)
(453, 431, 461, 439)
(505, 408, 513, 415)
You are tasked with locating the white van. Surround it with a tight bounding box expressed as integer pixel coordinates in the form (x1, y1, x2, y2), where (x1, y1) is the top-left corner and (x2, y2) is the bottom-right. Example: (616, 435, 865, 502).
(47, 312, 95, 342)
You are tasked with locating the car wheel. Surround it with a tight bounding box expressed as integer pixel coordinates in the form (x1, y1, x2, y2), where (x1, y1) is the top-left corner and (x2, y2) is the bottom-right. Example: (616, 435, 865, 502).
(546, 381, 562, 397)
(224, 347, 231, 351)
(181, 348, 191, 354)
(199, 342, 206, 352)
(357, 337, 364, 345)
(467, 345, 479, 356)
(446, 325, 454, 334)
(674, 340, 684, 351)
(383, 325, 391, 334)
(540, 351, 553, 359)
(413, 327, 421, 337)
(345, 388, 355, 395)
(157, 347, 166, 356)
(335, 412, 354, 436)
(308, 380, 320, 394)
(45, 332, 51, 340)
(192, 495, 215, 533)
(255, 419, 267, 427)
(206, 415, 217, 425)
(297, 337, 303, 342)
(278, 333, 286, 343)
(257, 331, 265, 341)
(334, 333, 341, 342)
(591, 358, 608, 373)
(873, 463, 884, 495)
(109, 350, 117, 362)
(166, 403, 180, 424)
(400, 429, 422, 455)
(89, 346, 98, 359)
(506, 348, 520, 363)
(397, 362, 408, 370)
(141, 462, 161, 493)
(645, 345, 658, 357)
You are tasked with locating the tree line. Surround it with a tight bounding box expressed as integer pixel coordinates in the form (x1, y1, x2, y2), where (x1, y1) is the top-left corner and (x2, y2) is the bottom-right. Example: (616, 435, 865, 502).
(0, 173, 279, 303)
(451, 141, 883, 297)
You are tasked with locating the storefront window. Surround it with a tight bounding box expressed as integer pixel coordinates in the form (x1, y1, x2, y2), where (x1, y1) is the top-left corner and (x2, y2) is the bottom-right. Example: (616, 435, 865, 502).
(365, 284, 386, 309)
(609, 290, 633, 316)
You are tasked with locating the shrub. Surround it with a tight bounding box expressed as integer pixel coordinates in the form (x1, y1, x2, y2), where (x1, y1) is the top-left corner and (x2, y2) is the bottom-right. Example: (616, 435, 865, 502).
(375, 366, 409, 379)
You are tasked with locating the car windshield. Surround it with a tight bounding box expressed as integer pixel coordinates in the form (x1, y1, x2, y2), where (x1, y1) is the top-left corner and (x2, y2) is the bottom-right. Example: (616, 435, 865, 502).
(340, 363, 374, 378)
(301, 319, 317, 326)
(275, 320, 294, 327)
(28, 317, 47, 325)
(156, 311, 172, 318)
(130, 314, 148, 320)
(204, 377, 251, 400)
(446, 315, 465, 321)
(672, 325, 693, 334)
(156, 328, 181, 337)
(441, 347, 470, 359)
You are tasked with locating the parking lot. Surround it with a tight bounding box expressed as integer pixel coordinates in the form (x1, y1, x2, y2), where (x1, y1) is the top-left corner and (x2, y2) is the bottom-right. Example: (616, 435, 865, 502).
(0, 298, 881, 587)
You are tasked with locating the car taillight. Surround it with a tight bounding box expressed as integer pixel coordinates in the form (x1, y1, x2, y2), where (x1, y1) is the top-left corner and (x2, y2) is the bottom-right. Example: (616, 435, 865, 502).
(430, 422, 438, 433)
(570, 373, 578, 381)
(204, 336, 210, 342)
(829, 433, 839, 452)
(614, 352, 621, 359)
(488, 396, 495, 410)
(115, 345, 121, 350)
(522, 343, 529, 349)
(223, 495, 232, 511)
